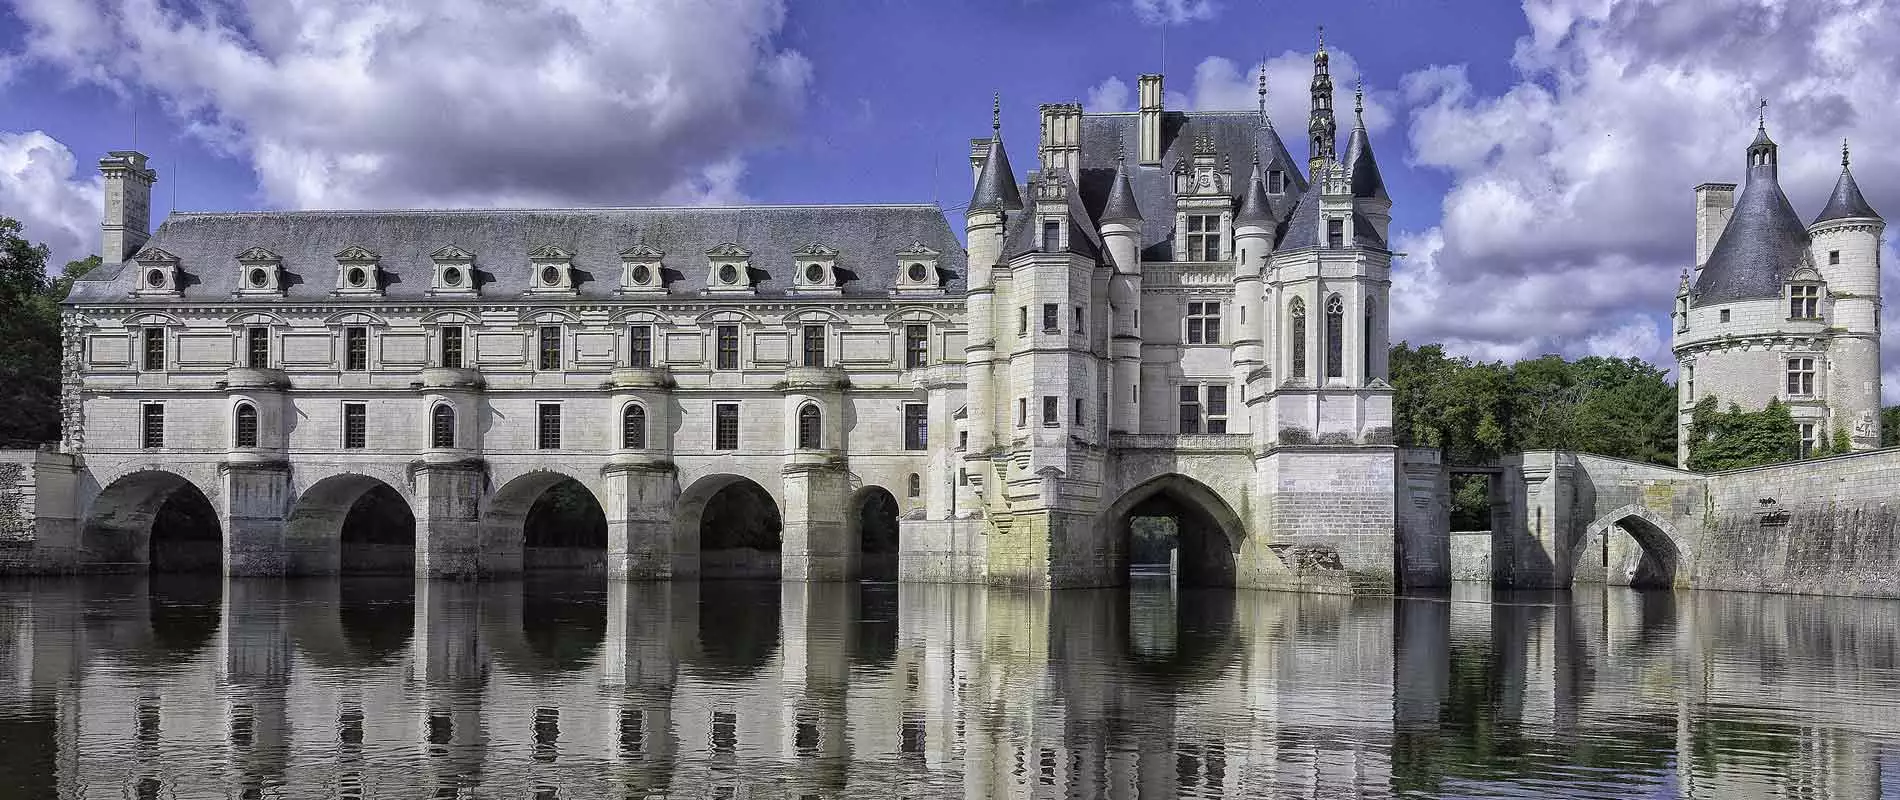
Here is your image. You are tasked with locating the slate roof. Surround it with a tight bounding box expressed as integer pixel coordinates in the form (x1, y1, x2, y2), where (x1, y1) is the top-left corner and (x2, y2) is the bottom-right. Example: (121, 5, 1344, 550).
(1813, 165, 1881, 224)
(1236, 163, 1274, 225)
(1100, 158, 1143, 223)
(1344, 121, 1388, 201)
(1001, 171, 1104, 261)
(1692, 162, 1810, 304)
(969, 136, 1025, 213)
(1274, 180, 1388, 251)
(66, 205, 968, 303)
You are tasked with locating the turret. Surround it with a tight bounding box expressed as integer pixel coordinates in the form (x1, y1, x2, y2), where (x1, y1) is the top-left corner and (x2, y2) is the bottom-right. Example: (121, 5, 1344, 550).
(1232, 159, 1274, 436)
(1343, 81, 1391, 243)
(1307, 29, 1337, 182)
(1102, 143, 1144, 433)
(1809, 139, 1885, 450)
(967, 95, 1023, 290)
(99, 150, 158, 263)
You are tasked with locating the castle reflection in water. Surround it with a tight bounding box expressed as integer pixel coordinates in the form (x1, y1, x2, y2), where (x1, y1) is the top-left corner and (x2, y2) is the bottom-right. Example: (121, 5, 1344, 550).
(2, 578, 1899, 799)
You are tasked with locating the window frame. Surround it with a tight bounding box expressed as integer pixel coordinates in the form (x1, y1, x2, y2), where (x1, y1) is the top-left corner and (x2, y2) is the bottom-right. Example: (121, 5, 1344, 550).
(342, 402, 367, 450)
(245, 326, 270, 369)
(1326, 218, 1345, 249)
(431, 403, 457, 449)
(802, 324, 826, 368)
(1786, 357, 1816, 398)
(536, 402, 563, 450)
(537, 325, 563, 371)
(1185, 301, 1221, 345)
(715, 324, 741, 370)
(1041, 220, 1061, 253)
(141, 327, 166, 372)
(714, 403, 740, 451)
(1799, 422, 1817, 458)
(628, 324, 654, 368)
(439, 325, 464, 369)
(1185, 213, 1222, 261)
(1178, 385, 1201, 434)
(141, 402, 165, 449)
(1016, 398, 1027, 428)
(1325, 295, 1346, 379)
(233, 402, 259, 448)
(1205, 385, 1228, 434)
(904, 324, 929, 369)
(902, 403, 928, 450)
(1289, 298, 1308, 378)
(1788, 283, 1820, 320)
(622, 403, 647, 450)
(1041, 396, 1059, 428)
(796, 403, 823, 450)
(1042, 304, 1060, 334)
(344, 326, 369, 371)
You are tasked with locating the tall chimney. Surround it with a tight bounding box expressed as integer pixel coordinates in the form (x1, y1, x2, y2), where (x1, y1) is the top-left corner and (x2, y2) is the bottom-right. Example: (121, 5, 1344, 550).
(1694, 182, 1736, 268)
(1138, 74, 1164, 166)
(99, 151, 158, 262)
(970, 138, 991, 189)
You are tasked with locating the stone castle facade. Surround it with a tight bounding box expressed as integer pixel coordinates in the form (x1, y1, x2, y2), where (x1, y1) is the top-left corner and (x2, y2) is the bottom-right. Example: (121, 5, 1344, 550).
(40, 45, 1402, 590)
(1674, 114, 1886, 464)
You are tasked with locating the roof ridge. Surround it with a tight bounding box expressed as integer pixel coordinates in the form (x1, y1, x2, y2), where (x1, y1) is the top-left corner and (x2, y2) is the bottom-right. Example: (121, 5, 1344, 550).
(167, 203, 944, 217)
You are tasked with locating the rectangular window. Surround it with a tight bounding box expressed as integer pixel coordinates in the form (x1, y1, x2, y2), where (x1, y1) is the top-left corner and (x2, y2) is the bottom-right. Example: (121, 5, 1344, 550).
(1685, 364, 1694, 401)
(1072, 398, 1085, 427)
(716, 325, 740, 370)
(802, 324, 826, 367)
(344, 327, 368, 371)
(958, 430, 968, 450)
(1787, 357, 1815, 397)
(1790, 284, 1820, 319)
(1018, 307, 1028, 337)
(1799, 423, 1817, 458)
(1042, 396, 1059, 428)
(628, 325, 653, 368)
(141, 403, 165, 449)
(343, 403, 367, 450)
(903, 403, 928, 451)
(1178, 385, 1201, 434)
(537, 403, 562, 449)
(440, 326, 463, 369)
(1017, 398, 1027, 428)
(1073, 306, 1084, 331)
(245, 327, 269, 369)
(142, 328, 165, 371)
(1327, 218, 1345, 248)
(1042, 221, 1061, 253)
(1042, 304, 1059, 333)
(1186, 301, 1221, 344)
(1830, 250, 1841, 265)
(1268, 170, 1284, 194)
(714, 403, 739, 450)
(1186, 214, 1221, 261)
(904, 324, 928, 369)
(537, 326, 562, 370)
(1719, 309, 1731, 323)
(1206, 385, 1228, 434)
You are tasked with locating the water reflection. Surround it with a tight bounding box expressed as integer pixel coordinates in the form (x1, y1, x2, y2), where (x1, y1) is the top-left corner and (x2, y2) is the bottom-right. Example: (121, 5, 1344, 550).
(2, 577, 1900, 798)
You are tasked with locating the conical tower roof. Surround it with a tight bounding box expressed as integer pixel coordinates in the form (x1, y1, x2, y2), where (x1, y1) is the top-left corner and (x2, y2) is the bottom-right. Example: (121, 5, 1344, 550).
(1100, 152, 1143, 223)
(1693, 122, 1810, 303)
(1237, 159, 1274, 225)
(1344, 82, 1387, 201)
(1814, 140, 1881, 224)
(969, 95, 1023, 214)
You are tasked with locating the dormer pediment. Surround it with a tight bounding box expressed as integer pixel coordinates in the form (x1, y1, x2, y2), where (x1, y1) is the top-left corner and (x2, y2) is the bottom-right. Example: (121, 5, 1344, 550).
(529, 244, 572, 261)
(894, 242, 944, 295)
(706, 243, 754, 294)
(792, 243, 841, 295)
(334, 246, 383, 296)
(428, 244, 477, 296)
(527, 244, 577, 296)
(234, 246, 284, 296)
(618, 243, 667, 295)
(335, 245, 378, 263)
(431, 244, 474, 262)
(134, 247, 178, 265)
(794, 243, 838, 258)
(236, 246, 280, 264)
(131, 248, 181, 297)
(620, 243, 665, 260)
(706, 242, 751, 259)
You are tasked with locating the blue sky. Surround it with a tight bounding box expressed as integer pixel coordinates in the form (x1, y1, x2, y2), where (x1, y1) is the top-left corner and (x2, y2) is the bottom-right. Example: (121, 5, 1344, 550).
(6, 0, 1900, 388)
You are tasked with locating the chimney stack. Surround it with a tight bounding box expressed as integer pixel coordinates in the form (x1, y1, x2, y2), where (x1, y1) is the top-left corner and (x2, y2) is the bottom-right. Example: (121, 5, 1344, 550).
(1694, 182, 1736, 268)
(99, 151, 158, 263)
(1138, 74, 1164, 165)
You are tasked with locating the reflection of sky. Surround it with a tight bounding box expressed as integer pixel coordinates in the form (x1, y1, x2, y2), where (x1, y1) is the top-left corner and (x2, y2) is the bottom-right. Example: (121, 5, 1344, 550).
(4, 580, 1900, 797)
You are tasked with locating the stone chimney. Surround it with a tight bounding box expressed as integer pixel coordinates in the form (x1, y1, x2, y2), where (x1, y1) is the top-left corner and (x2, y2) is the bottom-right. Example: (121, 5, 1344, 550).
(1039, 103, 1082, 180)
(99, 151, 158, 263)
(1694, 182, 1736, 267)
(1138, 74, 1164, 165)
(970, 138, 991, 189)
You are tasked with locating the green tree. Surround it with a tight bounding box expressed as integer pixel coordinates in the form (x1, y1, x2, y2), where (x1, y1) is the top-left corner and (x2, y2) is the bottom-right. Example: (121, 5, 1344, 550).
(0, 218, 95, 449)
(1685, 397, 1800, 471)
(1883, 406, 1900, 448)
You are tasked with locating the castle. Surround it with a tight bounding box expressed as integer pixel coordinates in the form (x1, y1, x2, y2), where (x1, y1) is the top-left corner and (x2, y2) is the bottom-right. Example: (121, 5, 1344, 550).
(1673, 110, 1886, 463)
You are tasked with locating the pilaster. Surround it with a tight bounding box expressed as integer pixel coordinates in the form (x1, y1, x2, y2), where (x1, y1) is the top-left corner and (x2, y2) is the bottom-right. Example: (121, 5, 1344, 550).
(413, 462, 487, 579)
(220, 463, 291, 577)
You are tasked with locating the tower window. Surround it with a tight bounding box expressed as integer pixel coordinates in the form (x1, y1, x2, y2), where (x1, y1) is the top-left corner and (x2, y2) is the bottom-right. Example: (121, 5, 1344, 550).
(1178, 386, 1201, 434)
(1018, 307, 1028, 337)
(1017, 398, 1027, 428)
(797, 403, 822, 450)
(1719, 309, 1730, 323)
(1290, 298, 1308, 379)
(1830, 250, 1841, 265)
(439, 326, 464, 369)
(537, 403, 562, 449)
(1186, 301, 1221, 344)
(1072, 397, 1085, 427)
(1799, 423, 1817, 458)
(1042, 396, 1059, 428)
(1042, 221, 1061, 253)
(343, 403, 367, 449)
(141, 403, 165, 448)
(1363, 300, 1377, 384)
(903, 403, 928, 450)
(1268, 170, 1284, 194)
(1206, 385, 1228, 433)
(344, 327, 368, 371)
(245, 327, 269, 369)
(1186, 214, 1221, 261)
(905, 324, 929, 369)
(1043, 304, 1059, 333)
(233, 403, 258, 448)
(432, 404, 456, 449)
(1326, 218, 1345, 249)
(716, 325, 740, 370)
(629, 325, 653, 367)
(1789, 284, 1820, 319)
(1325, 295, 1345, 379)
(1074, 305, 1084, 330)
(715, 403, 740, 450)
(537, 326, 562, 370)
(907, 473, 922, 498)
(1786, 357, 1815, 397)
(622, 404, 646, 450)
(1684, 364, 1694, 402)
(142, 327, 166, 371)
(802, 324, 826, 367)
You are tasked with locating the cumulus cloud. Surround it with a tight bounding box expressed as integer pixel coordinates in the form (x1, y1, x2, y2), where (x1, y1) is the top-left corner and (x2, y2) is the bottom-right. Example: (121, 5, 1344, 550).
(1131, 0, 1219, 26)
(1392, 0, 1900, 390)
(5, 0, 811, 211)
(1082, 49, 1394, 134)
(1086, 77, 1131, 113)
(0, 131, 105, 270)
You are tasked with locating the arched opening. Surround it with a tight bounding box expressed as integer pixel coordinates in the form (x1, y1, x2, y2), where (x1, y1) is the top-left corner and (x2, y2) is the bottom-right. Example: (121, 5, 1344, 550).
(680, 476, 782, 580)
(83, 470, 223, 574)
(233, 403, 258, 448)
(852, 486, 900, 582)
(285, 474, 415, 575)
(797, 403, 823, 450)
(1611, 515, 1683, 590)
(1104, 475, 1242, 589)
(430, 403, 456, 449)
(149, 483, 221, 573)
(1288, 297, 1308, 379)
(522, 479, 608, 573)
(622, 403, 647, 450)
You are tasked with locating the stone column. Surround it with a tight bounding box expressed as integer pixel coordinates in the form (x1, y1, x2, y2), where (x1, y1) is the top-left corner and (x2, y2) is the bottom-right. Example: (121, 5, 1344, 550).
(221, 463, 291, 576)
(413, 462, 486, 579)
(1395, 448, 1450, 589)
(781, 457, 853, 582)
(600, 463, 678, 580)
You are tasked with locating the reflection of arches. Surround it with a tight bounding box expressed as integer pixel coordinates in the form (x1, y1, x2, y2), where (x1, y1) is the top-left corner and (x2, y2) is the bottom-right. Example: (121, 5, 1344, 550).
(685, 581, 782, 680)
(852, 582, 898, 672)
(1576, 504, 1689, 589)
(1100, 475, 1244, 588)
(519, 575, 606, 672)
(284, 473, 415, 575)
(138, 574, 224, 666)
(677, 475, 782, 580)
(488, 471, 607, 574)
(849, 486, 899, 582)
(82, 470, 222, 572)
(287, 577, 415, 668)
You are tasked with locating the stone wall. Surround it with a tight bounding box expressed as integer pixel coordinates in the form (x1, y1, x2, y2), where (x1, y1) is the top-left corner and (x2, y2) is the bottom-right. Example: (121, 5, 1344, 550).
(1690, 450, 1900, 597)
(1450, 532, 1490, 582)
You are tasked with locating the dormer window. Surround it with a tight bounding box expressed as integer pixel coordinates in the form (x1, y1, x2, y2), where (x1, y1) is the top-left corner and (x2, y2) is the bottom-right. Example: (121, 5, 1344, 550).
(618, 244, 667, 295)
(429, 245, 478, 297)
(1185, 214, 1220, 260)
(791, 244, 840, 295)
(234, 247, 283, 296)
(705, 243, 754, 295)
(1042, 221, 1061, 253)
(131, 248, 182, 297)
(1789, 283, 1820, 319)
(526, 245, 576, 295)
(1268, 170, 1285, 194)
(334, 246, 382, 296)
(894, 242, 943, 295)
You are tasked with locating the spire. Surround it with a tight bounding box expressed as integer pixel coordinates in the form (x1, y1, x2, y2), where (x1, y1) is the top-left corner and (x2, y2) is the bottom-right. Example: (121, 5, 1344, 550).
(1237, 153, 1274, 225)
(1101, 132, 1143, 223)
(1694, 114, 1808, 303)
(1307, 26, 1337, 181)
(1747, 98, 1778, 174)
(1814, 137, 1882, 224)
(969, 93, 1023, 214)
(1257, 60, 1271, 129)
(1344, 78, 1387, 201)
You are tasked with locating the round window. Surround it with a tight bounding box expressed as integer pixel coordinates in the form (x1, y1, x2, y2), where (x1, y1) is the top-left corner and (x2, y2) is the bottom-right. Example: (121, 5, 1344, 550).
(804, 263, 824, 283)
(248, 267, 269, 288)
(631, 264, 652, 284)
(541, 265, 561, 285)
(443, 267, 463, 287)
(145, 268, 164, 288)
(719, 263, 738, 284)
(347, 267, 367, 287)
(907, 262, 928, 282)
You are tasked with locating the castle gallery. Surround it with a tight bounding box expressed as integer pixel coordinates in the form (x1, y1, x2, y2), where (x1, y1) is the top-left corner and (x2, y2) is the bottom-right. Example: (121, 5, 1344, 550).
(23, 41, 1875, 591)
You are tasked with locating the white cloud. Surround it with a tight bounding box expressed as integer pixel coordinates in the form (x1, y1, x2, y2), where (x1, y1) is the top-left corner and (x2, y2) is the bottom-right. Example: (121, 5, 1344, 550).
(0, 131, 105, 270)
(1086, 77, 1130, 113)
(6, 0, 812, 211)
(1391, 0, 1900, 385)
(1131, 0, 1219, 26)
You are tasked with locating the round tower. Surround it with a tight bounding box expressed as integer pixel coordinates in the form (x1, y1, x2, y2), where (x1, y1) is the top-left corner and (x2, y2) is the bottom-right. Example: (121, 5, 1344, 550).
(1100, 143, 1144, 433)
(1809, 139, 1885, 449)
(1233, 157, 1274, 443)
(961, 96, 1022, 507)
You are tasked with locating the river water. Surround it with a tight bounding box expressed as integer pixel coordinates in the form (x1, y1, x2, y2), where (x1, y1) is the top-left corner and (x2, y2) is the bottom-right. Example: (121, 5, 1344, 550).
(2, 576, 1898, 799)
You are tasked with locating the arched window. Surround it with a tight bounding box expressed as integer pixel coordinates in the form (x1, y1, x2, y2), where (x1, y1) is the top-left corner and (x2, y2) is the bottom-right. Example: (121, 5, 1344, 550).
(907, 473, 922, 498)
(797, 404, 822, 450)
(1289, 298, 1307, 379)
(1325, 295, 1345, 379)
(431, 403, 456, 449)
(623, 403, 647, 450)
(233, 402, 258, 448)
(1363, 298, 1377, 384)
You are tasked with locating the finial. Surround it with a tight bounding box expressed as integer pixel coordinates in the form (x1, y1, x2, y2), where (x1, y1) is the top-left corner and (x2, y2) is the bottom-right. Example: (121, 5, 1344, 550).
(1758, 98, 1767, 130)
(1354, 78, 1364, 117)
(992, 93, 1001, 135)
(1257, 61, 1268, 120)
(1843, 138, 1851, 169)
(1317, 25, 1325, 52)
(1117, 128, 1126, 166)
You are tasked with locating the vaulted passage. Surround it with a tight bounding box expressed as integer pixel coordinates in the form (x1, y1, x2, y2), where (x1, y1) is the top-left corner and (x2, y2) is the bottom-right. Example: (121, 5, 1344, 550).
(681, 475, 783, 580)
(82, 471, 222, 574)
(285, 475, 415, 575)
(1612, 515, 1683, 590)
(149, 484, 221, 574)
(1104, 475, 1242, 589)
(852, 486, 900, 582)
(522, 479, 607, 572)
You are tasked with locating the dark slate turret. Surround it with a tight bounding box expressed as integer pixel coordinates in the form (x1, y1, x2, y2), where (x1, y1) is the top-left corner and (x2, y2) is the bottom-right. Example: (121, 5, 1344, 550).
(1344, 82, 1387, 201)
(970, 97, 1024, 213)
(1692, 115, 1810, 304)
(1814, 140, 1881, 224)
(1237, 157, 1274, 225)
(1100, 150, 1143, 224)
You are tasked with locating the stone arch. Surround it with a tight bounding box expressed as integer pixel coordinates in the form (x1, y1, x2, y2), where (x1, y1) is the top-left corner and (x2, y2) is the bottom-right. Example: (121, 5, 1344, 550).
(848, 485, 900, 582)
(486, 468, 608, 575)
(1576, 504, 1690, 589)
(283, 471, 417, 575)
(81, 468, 222, 572)
(676, 472, 783, 580)
(1099, 474, 1246, 588)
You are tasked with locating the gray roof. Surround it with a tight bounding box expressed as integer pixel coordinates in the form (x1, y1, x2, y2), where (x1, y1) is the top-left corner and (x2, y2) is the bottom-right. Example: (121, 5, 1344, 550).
(1076, 111, 1305, 261)
(66, 205, 968, 303)
(969, 136, 1025, 213)
(1814, 166, 1881, 224)
(1274, 179, 1387, 251)
(1001, 171, 1104, 261)
(1236, 162, 1274, 225)
(1344, 122, 1387, 201)
(1100, 158, 1143, 223)
(1692, 162, 1810, 304)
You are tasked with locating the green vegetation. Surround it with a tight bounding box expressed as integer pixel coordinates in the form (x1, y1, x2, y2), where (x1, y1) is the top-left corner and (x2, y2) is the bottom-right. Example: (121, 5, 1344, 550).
(0, 216, 97, 449)
(1681, 397, 1800, 471)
